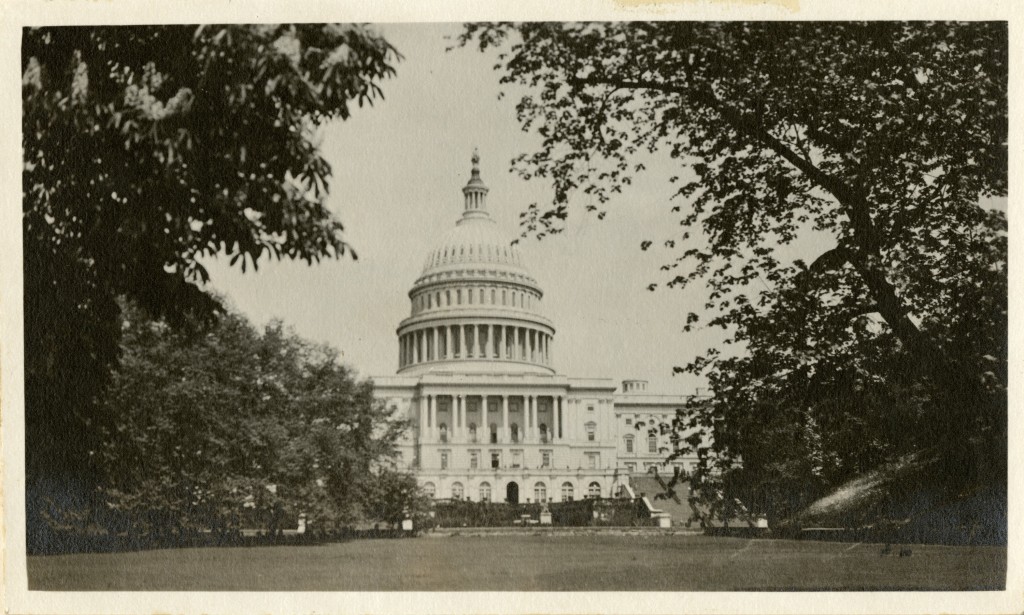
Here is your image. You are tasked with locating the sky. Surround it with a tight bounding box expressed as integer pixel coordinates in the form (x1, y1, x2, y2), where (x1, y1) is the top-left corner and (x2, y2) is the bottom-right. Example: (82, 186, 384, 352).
(202, 23, 732, 394)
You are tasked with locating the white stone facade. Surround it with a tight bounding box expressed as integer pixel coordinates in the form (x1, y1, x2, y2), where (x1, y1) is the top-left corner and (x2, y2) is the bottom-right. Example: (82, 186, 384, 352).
(374, 151, 699, 504)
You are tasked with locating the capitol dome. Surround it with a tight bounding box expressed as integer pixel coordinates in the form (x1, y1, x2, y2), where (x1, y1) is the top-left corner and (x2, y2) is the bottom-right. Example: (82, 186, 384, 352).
(396, 150, 555, 376)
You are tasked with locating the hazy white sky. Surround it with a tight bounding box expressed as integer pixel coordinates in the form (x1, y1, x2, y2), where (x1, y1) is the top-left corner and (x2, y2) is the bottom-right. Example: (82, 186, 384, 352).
(204, 23, 735, 394)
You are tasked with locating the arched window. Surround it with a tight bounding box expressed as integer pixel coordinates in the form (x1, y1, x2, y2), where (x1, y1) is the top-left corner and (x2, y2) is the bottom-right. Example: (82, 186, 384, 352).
(561, 482, 574, 502)
(423, 482, 436, 498)
(588, 482, 601, 499)
(468, 422, 478, 443)
(479, 482, 492, 503)
(439, 423, 448, 443)
(451, 482, 464, 500)
(624, 435, 634, 453)
(648, 434, 658, 453)
(490, 423, 498, 444)
(510, 423, 520, 443)
(534, 482, 547, 503)
(539, 423, 549, 443)
(586, 422, 597, 442)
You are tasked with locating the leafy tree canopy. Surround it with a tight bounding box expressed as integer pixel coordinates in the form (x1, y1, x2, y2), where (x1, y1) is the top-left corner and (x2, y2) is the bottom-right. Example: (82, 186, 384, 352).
(458, 22, 1007, 526)
(90, 302, 410, 544)
(22, 24, 399, 523)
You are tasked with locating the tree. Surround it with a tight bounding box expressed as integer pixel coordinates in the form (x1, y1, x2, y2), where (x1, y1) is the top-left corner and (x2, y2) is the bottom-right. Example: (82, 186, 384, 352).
(459, 22, 1007, 526)
(359, 468, 433, 529)
(92, 302, 407, 545)
(22, 24, 399, 546)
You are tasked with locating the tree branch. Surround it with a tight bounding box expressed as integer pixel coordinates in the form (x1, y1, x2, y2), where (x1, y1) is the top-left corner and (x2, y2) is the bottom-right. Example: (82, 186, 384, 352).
(569, 73, 987, 424)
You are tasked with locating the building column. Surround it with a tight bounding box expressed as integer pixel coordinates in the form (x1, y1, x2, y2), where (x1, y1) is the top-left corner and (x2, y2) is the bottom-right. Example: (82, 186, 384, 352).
(444, 326, 451, 360)
(481, 395, 488, 441)
(456, 395, 464, 441)
(497, 325, 505, 359)
(419, 397, 427, 440)
(460, 325, 468, 358)
(427, 394, 435, 441)
(525, 395, 533, 442)
(531, 395, 539, 442)
(489, 324, 496, 358)
(417, 330, 424, 363)
(502, 395, 510, 442)
(515, 327, 522, 361)
(556, 395, 563, 440)
(477, 324, 485, 358)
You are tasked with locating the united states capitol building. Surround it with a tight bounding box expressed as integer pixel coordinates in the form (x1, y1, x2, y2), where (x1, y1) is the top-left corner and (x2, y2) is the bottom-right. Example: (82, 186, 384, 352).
(373, 152, 701, 505)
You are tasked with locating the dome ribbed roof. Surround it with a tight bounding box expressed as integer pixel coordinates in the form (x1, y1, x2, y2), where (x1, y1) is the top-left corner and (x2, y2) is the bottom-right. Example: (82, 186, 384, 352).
(421, 217, 527, 275)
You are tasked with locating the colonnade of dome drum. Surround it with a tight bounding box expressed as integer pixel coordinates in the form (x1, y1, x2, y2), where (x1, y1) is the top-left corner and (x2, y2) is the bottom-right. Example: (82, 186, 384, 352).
(398, 322, 552, 368)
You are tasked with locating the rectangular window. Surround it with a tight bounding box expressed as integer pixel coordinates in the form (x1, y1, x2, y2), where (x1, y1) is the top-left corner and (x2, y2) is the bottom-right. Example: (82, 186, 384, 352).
(470, 451, 479, 470)
(587, 453, 599, 469)
(457, 290, 462, 305)
(625, 438, 634, 453)
(511, 450, 523, 469)
(491, 451, 500, 469)
(625, 418, 632, 426)
(588, 405, 595, 413)
(440, 451, 449, 470)
(541, 450, 552, 468)
(649, 437, 658, 453)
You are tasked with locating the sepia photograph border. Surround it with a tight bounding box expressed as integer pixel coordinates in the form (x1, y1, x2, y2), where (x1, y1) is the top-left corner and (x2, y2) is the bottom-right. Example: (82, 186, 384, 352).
(2, 0, 1021, 613)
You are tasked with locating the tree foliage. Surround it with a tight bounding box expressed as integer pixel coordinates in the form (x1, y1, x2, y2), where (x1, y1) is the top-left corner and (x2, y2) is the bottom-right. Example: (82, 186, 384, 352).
(459, 22, 1007, 526)
(95, 302, 409, 541)
(22, 24, 399, 540)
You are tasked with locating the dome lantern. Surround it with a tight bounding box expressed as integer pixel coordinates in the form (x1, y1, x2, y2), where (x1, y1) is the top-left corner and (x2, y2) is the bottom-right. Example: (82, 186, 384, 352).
(461, 148, 490, 221)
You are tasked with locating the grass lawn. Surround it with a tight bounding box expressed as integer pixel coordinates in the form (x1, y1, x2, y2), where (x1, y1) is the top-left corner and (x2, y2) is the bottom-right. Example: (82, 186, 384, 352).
(28, 534, 1005, 591)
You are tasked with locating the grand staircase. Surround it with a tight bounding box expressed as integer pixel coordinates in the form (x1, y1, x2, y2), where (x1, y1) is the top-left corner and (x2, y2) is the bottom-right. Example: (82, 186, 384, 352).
(627, 474, 697, 528)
